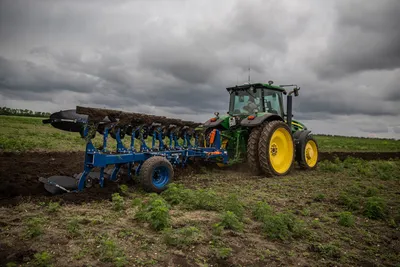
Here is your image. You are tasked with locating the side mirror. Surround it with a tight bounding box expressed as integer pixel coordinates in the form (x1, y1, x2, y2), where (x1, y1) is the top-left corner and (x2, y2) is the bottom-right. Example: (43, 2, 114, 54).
(294, 87, 300, 97)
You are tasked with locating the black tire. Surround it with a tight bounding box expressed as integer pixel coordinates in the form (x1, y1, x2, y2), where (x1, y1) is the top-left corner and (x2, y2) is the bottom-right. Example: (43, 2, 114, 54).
(296, 135, 319, 170)
(139, 156, 173, 193)
(258, 120, 295, 176)
(247, 126, 262, 175)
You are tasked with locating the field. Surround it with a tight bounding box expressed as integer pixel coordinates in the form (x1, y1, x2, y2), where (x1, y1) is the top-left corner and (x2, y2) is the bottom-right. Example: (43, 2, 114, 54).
(0, 116, 400, 267)
(1, 116, 400, 152)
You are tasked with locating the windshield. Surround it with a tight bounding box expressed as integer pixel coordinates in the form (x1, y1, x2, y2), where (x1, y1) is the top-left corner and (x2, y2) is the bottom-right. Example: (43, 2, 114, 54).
(229, 88, 283, 116)
(229, 89, 262, 115)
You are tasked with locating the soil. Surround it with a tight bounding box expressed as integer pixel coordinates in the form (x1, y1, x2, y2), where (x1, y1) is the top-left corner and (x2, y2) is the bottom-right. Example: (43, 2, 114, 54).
(0, 151, 399, 207)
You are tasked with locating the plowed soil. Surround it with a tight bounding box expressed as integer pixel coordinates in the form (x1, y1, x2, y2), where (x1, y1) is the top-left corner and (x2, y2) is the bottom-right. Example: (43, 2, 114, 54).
(0, 151, 399, 207)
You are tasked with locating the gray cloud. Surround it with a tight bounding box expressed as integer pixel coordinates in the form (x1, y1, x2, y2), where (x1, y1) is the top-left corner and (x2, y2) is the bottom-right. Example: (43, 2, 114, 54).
(0, 0, 399, 138)
(314, 0, 400, 79)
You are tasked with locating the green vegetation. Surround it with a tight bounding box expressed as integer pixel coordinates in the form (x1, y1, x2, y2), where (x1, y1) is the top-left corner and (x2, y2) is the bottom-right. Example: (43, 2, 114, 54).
(46, 201, 61, 213)
(1, 124, 400, 266)
(163, 226, 203, 247)
(314, 134, 400, 152)
(96, 236, 127, 266)
(162, 183, 220, 211)
(135, 194, 171, 230)
(66, 217, 81, 237)
(0, 106, 50, 117)
(25, 217, 45, 238)
(338, 212, 355, 227)
(32, 251, 52, 267)
(252, 202, 306, 240)
(215, 211, 243, 232)
(363, 197, 387, 220)
(111, 193, 125, 211)
(1, 116, 400, 152)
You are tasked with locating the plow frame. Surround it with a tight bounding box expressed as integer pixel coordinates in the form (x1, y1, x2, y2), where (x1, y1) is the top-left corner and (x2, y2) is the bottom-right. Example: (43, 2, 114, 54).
(75, 124, 228, 192)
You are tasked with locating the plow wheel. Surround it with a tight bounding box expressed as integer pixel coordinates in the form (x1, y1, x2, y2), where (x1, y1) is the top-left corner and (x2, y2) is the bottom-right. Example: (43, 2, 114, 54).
(247, 126, 262, 175)
(140, 156, 173, 193)
(258, 120, 294, 176)
(297, 135, 319, 169)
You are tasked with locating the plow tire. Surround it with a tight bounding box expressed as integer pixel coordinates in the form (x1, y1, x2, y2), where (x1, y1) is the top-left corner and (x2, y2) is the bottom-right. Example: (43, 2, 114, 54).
(247, 126, 262, 175)
(258, 120, 294, 176)
(297, 135, 319, 170)
(140, 156, 173, 193)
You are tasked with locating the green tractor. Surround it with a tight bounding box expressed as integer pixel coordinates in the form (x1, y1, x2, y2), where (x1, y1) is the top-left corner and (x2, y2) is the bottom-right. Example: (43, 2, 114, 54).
(202, 81, 319, 175)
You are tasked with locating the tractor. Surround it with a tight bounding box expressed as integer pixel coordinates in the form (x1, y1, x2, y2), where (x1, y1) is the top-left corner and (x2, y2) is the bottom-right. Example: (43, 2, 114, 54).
(202, 81, 319, 175)
(41, 80, 318, 194)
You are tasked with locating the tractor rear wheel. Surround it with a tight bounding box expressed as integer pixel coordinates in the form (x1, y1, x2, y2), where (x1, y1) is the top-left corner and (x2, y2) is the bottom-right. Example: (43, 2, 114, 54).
(258, 120, 294, 176)
(297, 135, 319, 169)
(247, 126, 262, 175)
(140, 156, 173, 193)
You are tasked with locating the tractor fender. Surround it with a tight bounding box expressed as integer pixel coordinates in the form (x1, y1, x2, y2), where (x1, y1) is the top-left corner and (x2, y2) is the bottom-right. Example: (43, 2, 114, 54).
(204, 118, 224, 128)
(240, 114, 283, 127)
(294, 130, 311, 160)
(294, 130, 311, 143)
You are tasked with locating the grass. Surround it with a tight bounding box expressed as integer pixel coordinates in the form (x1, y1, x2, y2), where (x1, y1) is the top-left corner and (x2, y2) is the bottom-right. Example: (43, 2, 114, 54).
(2, 158, 399, 266)
(1, 116, 400, 152)
(314, 134, 400, 152)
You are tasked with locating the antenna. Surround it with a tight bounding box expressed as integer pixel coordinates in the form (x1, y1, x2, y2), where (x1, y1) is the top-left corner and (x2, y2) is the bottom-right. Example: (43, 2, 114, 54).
(248, 57, 251, 84)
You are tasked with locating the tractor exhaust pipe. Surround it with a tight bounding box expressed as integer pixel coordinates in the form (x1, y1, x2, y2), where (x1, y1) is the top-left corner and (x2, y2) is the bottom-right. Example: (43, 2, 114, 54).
(286, 95, 293, 131)
(285, 86, 300, 132)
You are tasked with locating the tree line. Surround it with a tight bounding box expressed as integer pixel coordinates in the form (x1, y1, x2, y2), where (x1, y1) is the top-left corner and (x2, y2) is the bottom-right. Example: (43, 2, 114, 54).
(0, 107, 51, 117)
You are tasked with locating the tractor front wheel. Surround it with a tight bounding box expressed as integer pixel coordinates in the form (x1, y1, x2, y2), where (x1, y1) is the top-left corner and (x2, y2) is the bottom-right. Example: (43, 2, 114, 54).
(296, 135, 319, 169)
(258, 121, 294, 176)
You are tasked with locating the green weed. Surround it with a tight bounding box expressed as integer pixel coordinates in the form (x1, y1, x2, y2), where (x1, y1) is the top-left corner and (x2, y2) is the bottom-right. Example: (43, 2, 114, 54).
(223, 194, 245, 220)
(47, 201, 61, 213)
(338, 192, 360, 211)
(32, 251, 52, 267)
(365, 187, 378, 197)
(319, 158, 343, 172)
(215, 211, 243, 232)
(338, 212, 355, 227)
(135, 194, 170, 230)
(313, 193, 325, 202)
(363, 197, 387, 219)
(252, 202, 273, 221)
(66, 218, 80, 236)
(163, 226, 203, 247)
(112, 193, 125, 211)
(312, 243, 342, 259)
(162, 183, 220, 211)
(25, 217, 45, 238)
(262, 213, 303, 240)
(97, 236, 127, 266)
(214, 247, 232, 259)
(161, 183, 189, 205)
(185, 189, 220, 211)
(119, 184, 129, 195)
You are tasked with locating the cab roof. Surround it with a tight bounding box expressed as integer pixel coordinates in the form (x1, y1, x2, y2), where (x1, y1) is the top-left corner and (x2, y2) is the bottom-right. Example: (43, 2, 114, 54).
(226, 83, 285, 93)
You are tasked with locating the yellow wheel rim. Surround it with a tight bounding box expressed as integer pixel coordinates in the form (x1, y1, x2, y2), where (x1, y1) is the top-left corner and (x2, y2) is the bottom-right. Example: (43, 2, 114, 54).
(305, 140, 318, 168)
(269, 127, 293, 174)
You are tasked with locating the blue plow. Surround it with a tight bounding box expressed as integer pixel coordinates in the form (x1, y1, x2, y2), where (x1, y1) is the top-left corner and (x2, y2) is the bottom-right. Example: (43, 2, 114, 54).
(40, 106, 228, 194)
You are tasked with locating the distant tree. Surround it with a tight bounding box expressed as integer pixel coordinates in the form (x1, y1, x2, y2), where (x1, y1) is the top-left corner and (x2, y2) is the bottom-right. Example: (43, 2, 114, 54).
(0, 106, 50, 117)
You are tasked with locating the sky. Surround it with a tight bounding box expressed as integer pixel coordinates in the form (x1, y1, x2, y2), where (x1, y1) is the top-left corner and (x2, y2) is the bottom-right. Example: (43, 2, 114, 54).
(0, 0, 399, 138)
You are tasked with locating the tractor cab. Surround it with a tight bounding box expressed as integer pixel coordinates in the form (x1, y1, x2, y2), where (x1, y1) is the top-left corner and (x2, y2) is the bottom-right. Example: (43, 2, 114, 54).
(227, 82, 285, 118)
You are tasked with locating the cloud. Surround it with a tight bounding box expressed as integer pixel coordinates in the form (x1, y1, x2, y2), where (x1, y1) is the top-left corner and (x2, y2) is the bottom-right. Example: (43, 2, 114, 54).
(0, 0, 399, 138)
(314, 0, 400, 79)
